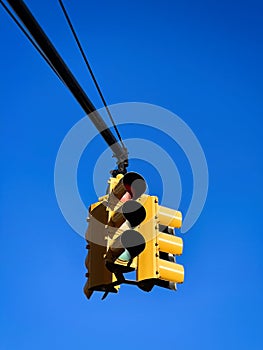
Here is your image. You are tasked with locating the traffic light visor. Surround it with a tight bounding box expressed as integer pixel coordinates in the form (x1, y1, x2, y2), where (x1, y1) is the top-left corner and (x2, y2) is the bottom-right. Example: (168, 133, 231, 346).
(112, 172, 146, 200)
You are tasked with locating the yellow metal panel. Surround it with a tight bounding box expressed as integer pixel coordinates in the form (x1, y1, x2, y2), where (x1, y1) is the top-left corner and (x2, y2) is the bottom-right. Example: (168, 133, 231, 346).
(158, 205, 182, 228)
(136, 196, 158, 281)
(136, 195, 185, 289)
(158, 259, 184, 283)
(88, 200, 103, 214)
(158, 232, 183, 256)
(137, 238, 157, 281)
(85, 242, 113, 291)
(107, 175, 125, 210)
(84, 201, 119, 296)
(86, 202, 108, 246)
(108, 174, 124, 193)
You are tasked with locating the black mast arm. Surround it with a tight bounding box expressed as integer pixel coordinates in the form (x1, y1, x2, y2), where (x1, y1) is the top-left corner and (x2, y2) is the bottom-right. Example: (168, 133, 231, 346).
(5, 0, 128, 174)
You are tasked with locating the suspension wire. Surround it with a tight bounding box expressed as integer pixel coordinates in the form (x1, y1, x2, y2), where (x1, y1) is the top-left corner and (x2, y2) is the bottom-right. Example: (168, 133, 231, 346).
(0, 0, 63, 83)
(3, 0, 128, 172)
(58, 0, 126, 150)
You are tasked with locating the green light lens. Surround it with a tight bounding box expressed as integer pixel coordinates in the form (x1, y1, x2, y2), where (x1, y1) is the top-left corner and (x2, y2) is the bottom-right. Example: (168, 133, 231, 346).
(118, 249, 131, 261)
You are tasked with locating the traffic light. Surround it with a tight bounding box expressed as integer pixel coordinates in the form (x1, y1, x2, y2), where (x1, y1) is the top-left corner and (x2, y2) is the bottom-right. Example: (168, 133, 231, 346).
(84, 171, 148, 299)
(104, 172, 147, 274)
(84, 171, 184, 299)
(83, 201, 119, 299)
(136, 195, 184, 292)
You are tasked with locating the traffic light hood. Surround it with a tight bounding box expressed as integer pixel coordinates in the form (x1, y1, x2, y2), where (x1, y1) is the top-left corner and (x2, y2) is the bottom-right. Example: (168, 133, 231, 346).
(112, 172, 146, 200)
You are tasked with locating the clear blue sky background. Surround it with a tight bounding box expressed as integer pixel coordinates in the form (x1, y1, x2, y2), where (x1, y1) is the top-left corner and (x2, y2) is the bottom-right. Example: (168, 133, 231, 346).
(1, 0, 263, 349)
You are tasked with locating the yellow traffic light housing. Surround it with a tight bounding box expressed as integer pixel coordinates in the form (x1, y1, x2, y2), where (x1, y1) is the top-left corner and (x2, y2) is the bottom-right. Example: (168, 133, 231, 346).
(136, 195, 184, 292)
(105, 172, 147, 274)
(84, 172, 148, 299)
(84, 172, 184, 299)
(83, 201, 118, 299)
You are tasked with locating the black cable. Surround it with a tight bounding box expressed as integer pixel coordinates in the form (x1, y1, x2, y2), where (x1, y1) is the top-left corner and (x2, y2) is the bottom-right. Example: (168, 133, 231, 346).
(58, 0, 126, 150)
(3, 0, 128, 172)
(0, 0, 63, 83)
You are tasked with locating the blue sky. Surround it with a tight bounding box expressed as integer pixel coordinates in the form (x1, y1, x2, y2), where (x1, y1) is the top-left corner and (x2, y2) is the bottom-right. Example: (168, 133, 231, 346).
(1, 0, 263, 349)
